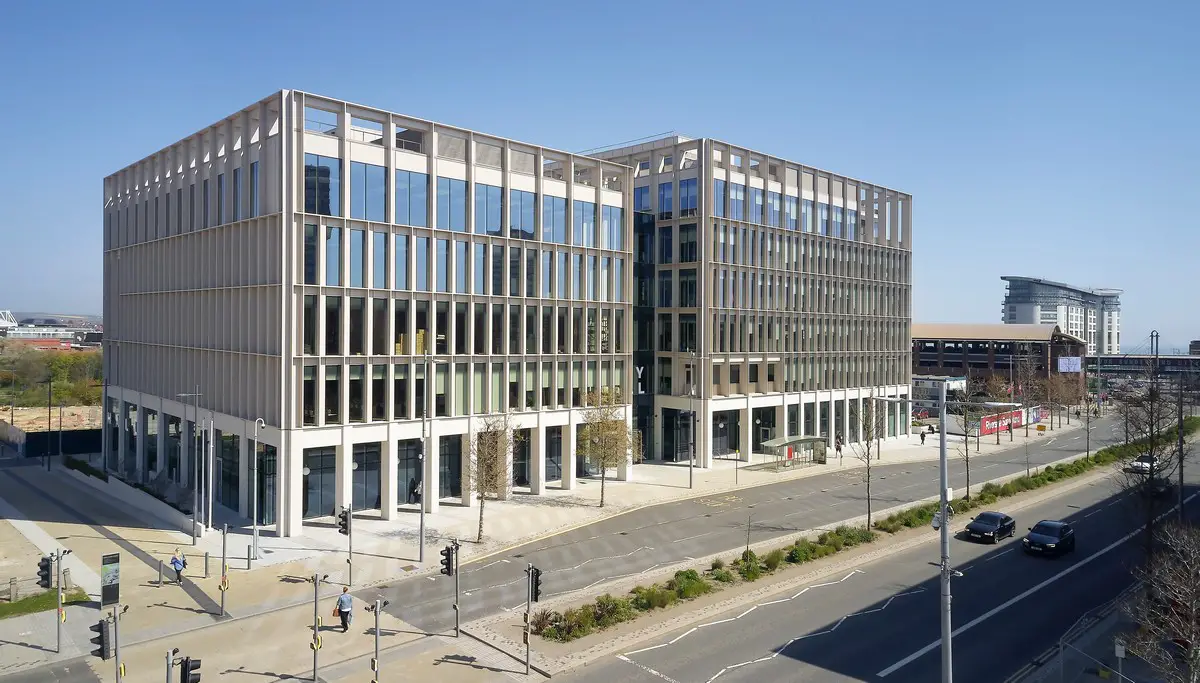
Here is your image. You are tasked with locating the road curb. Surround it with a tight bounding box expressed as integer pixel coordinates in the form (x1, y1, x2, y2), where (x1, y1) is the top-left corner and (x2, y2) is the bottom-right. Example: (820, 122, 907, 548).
(464, 452, 1120, 677)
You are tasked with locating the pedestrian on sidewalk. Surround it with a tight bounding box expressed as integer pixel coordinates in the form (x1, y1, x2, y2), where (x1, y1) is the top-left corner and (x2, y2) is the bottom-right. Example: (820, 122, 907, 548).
(834, 435, 843, 461)
(335, 586, 353, 632)
(169, 550, 185, 585)
(920, 431, 927, 445)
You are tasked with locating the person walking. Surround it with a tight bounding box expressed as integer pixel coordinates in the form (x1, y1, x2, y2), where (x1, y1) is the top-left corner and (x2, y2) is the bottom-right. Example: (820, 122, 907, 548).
(169, 550, 185, 585)
(335, 586, 353, 632)
(920, 431, 927, 446)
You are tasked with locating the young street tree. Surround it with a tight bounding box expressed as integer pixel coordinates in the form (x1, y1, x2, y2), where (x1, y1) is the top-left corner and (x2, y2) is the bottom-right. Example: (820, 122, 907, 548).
(983, 373, 1013, 445)
(468, 412, 519, 543)
(849, 394, 886, 526)
(577, 388, 632, 508)
(1122, 521, 1200, 683)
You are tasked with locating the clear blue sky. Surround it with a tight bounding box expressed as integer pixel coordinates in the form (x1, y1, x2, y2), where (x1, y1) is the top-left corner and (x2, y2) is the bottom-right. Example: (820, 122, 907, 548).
(1, 1, 1195, 351)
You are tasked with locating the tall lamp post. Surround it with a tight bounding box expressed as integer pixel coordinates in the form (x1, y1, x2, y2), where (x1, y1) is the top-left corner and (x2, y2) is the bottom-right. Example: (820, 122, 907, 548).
(251, 418, 265, 561)
(936, 379, 953, 683)
(689, 350, 700, 489)
(176, 389, 202, 544)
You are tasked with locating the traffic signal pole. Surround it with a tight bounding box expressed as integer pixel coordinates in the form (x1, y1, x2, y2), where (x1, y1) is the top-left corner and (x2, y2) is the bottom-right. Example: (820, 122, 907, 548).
(525, 563, 532, 676)
(453, 539, 460, 638)
(113, 605, 122, 681)
(55, 551, 62, 653)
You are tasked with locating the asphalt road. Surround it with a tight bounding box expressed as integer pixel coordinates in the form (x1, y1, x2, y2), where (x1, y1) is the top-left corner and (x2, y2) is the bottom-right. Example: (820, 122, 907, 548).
(367, 418, 1120, 634)
(563, 445, 1195, 683)
(0, 658, 99, 683)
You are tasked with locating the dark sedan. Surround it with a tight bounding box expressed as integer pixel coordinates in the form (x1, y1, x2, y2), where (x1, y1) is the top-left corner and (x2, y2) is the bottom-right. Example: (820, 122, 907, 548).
(964, 511, 1016, 544)
(1023, 520, 1076, 557)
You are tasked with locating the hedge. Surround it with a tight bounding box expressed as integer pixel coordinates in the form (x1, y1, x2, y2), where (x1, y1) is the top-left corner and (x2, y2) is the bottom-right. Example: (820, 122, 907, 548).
(873, 416, 1200, 534)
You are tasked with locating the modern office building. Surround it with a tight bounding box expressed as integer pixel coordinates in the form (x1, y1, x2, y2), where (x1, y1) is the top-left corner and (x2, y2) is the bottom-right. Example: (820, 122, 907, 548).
(1001, 276, 1121, 355)
(591, 136, 913, 465)
(102, 91, 634, 537)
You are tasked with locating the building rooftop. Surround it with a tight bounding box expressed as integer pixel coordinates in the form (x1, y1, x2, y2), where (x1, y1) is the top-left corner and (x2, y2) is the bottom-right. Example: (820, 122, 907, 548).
(913, 323, 1085, 344)
(1001, 276, 1122, 298)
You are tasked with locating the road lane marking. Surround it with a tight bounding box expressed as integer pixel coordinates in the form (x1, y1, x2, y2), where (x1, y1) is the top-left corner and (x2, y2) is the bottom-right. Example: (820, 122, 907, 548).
(474, 558, 511, 570)
(980, 548, 1015, 564)
(550, 546, 655, 573)
(703, 589, 925, 683)
(617, 655, 683, 683)
(876, 490, 1199, 678)
(672, 532, 713, 543)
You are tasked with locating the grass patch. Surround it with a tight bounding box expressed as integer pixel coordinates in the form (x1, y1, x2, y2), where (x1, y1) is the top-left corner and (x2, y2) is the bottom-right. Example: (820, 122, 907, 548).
(0, 587, 88, 620)
(873, 417, 1200, 534)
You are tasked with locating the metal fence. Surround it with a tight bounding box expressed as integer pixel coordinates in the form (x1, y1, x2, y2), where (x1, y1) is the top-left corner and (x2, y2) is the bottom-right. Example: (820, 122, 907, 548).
(1009, 584, 1141, 683)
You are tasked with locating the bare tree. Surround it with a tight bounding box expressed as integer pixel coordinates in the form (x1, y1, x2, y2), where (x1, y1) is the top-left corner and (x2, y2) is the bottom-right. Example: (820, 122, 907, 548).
(1114, 372, 1187, 562)
(1122, 521, 1200, 683)
(577, 388, 631, 508)
(1044, 373, 1073, 430)
(468, 412, 520, 543)
(983, 373, 1012, 445)
(849, 392, 885, 526)
(1014, 344, 1044, 439)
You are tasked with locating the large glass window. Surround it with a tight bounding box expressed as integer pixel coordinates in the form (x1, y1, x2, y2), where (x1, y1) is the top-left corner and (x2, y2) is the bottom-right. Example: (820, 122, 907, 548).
(802, 199, 813, 233)
(394, 235, 409, 290)
(455, 240, 468, 294)
(526, 248, 537, 299)
(474, 244, 487, 294)
(372, 231, 388, 288)
(415, 237, 429, 291)
(352, 443, 381, 510)
(303, 224, 319, 285)
(602, 205, 624, 251)
(232, 168, 242, 222)
(393, 364, 409, 419)
(633, 186, 650, 213)
(785, 196, 798, 230)
(395, 171, 428, 227)
(437, 177, 467, 232)
(325, 227, 341, 286)
(543, 196, 567, 244)
(394, 299, 409, 355)
(767, 191, 782, 227)
(657, 182, 673, 220)
(349, 297, 366, 355)
(397, 439, 421, 505)
(510, 247, 522, 297)
(372, 298, 388, 355)
(819, 202, 829, 235)
(713, 179, 726, 218)
(659, 270, 673, 307)
(475, 183, 503, 236)
(492, 245, 505, 297)
(679, 224, 697, 263)
(749, 188, 763, 224)
(304, 153, 342, 216)
(455, 302, 468, 355)
(303, 367, 316, 426)
(510, 189, 536, 240)
(217, 173, 226, 225)
(680, 269, 697, 308)
(541, 252, 553, 298)
(613, 258, 624, 302)
(729, 183, 745, 221)
(659, 226, 673, 265)
(302, 447, 336, 519)
(349, 229, 366, 287)
(679, 178, 697, 217)
(249, 161, 259, 218)
(573, 200, 596, 247)
(324, 296, 341, 355)
(348, 365, 365, 422)
(303, 295, 317, 354)
(350, 161, 387, 221)
(324, 366, 341, 424)
(371, 366, 386, 421)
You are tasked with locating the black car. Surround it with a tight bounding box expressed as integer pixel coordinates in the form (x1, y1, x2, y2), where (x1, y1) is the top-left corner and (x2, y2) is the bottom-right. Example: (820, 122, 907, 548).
(1139, 477, 1172, 498)
(1023, 520, 1076, 557)
(964, 511, 1016, 543)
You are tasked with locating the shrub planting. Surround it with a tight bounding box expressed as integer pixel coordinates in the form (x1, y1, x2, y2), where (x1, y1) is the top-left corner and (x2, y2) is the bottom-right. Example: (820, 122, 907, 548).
(763, 548, 785, 572)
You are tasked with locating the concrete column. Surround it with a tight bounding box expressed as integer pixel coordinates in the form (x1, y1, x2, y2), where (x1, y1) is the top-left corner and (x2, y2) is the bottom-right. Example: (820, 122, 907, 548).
(155, 417, 167, 477)
(841, 395, 851, 444)
(798, 400, 807, 437)
(423, 434, 440, 514)
(697, 400, 712, 469)
(281, 440, 303, 537)
(381, 436, 398, 521)
(561, 422, 576, 490)
(460, 434, 474, 508)
(773, 403, 786, 448)
(738, 407, 752, 461)
(135, 407, 147, 480)
(116, 401, 128, 476)
(529, 424, 544, 495)
(335, 443, 351, 513)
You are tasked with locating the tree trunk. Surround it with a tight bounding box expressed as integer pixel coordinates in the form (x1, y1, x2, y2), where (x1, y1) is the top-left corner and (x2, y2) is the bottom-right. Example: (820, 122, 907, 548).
(599, 467, 607, 508)
(865, 464, 872, 526)
(476, 495, 485, 543)
(965, 455, 971, 501)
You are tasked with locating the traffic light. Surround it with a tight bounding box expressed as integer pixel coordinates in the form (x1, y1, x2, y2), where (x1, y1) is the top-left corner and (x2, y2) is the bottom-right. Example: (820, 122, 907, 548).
(89, 619, 113, 660)
(37, 556, 52, 589)
(531, 566, 543, 603)
(336, 507, 350, 536)
(439, 544, 455, 577)
(178, 656, 202, 683)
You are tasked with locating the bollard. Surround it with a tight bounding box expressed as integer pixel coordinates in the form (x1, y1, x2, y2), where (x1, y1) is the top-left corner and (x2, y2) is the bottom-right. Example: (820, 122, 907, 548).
(62, 568, 73, 590)
(247, 544, 252, 570)
(204, 552, 210, 578)
(8, 577, 16, 602)
(158, 560, 164, 588)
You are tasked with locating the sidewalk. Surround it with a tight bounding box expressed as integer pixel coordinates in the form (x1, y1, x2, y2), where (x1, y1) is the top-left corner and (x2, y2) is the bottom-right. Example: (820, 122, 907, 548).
(1022, 609, 1163, 683)
(0, 417, 1091, 676)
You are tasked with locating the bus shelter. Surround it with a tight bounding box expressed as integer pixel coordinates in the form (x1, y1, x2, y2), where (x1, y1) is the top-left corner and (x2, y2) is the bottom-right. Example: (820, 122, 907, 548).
(760, 435, 828, 470)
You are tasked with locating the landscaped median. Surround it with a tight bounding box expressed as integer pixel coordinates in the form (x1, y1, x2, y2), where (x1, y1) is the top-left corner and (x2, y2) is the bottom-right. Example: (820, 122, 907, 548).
(519, 416, 1200, 647)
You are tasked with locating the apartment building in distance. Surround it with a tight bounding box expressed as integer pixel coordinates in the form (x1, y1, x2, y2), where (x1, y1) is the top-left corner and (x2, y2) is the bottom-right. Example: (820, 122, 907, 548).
(592, 136, 913, 465)
(1001, 276, 1121, 355)
(102, 91, 634, 537)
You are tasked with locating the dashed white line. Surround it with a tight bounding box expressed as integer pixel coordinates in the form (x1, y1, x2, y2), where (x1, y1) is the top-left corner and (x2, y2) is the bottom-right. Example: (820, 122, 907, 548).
(617, 655, 683, 683)
(474, 558, 511, 570)
(672, 532, 712, 543)
(550, 546, 655, 573)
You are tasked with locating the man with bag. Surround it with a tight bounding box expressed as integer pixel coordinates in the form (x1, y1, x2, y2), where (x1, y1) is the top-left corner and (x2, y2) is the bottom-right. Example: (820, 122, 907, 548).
(334, 586, 353, 632)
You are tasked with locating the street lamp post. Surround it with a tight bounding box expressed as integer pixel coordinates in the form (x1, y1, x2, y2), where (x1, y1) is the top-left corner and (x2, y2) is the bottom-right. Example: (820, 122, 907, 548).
(937, 380, 953, 683)
(251, 418, 265, 561)
(689, 351, 698, 490)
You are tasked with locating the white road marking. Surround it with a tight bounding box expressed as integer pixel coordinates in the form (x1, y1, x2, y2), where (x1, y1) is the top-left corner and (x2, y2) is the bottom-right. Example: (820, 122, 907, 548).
(474, 558, 511, 570)
(703, 589, 925, 683)
(550, 546, 655, 573)
(617, 655, 683, 683)
(980, 548, 1015, 564)
(876, 491, 1199, 678)
(672, 532, 713, 543)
